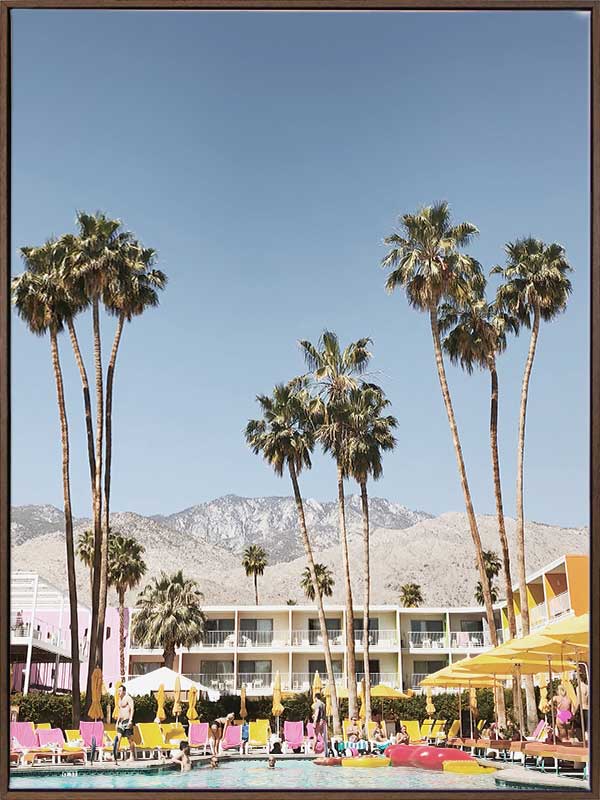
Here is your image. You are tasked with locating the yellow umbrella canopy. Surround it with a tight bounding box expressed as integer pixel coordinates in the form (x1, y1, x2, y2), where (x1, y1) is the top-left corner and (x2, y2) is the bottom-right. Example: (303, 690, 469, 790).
(540, 613, 589, 646)
(172, 676, 182, 718)
(358, 679, 366, 721)
(370, 684, 411, 699)
(450, 650, 573, 677)
(155, 683, 166, 723)
(420, 664, 501, 688)
(335, 685, 349, 699)
(186, 685, 199, 721)
(112, 680, 122, 721)
(240, 686, 247, 720)
(425, 687, 436, 718)
(87, 666, 104, 721)
(312, 671, 322, 701)
(272, 671, 284, 718)
(324, 682, 332, 717)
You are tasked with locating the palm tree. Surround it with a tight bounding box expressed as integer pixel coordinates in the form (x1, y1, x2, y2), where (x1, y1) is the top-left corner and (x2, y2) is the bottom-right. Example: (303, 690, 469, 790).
(131, 570, 205, 669)
(399, 583, 423, 608)
(299, 331, 372, 718)
(77, 529, 96, 596)
(439, 295, 519, 642)
(301, 563, 335, 601)
(61, 211, 135, 686)
(475, 581, 499, 606)
(342, 384, 397, 723)
(493, 237, 573, 731)
(109, 534, 147, 680)
(242, 545, 268, 605)
(381, 202, 499, 650)
(101, 244, 166, 651)
(12, 248, 82, 725)
(476, 550, 501, 606)
(245, 379, 341, 734)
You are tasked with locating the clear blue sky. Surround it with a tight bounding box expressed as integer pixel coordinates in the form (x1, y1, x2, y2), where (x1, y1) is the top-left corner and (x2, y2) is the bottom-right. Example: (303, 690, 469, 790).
(11, 10, 590, 527)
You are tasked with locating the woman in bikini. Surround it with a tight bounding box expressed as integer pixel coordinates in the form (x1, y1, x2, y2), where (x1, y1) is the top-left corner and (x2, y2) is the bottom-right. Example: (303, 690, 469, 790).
(553, 685, 573, 741)
(209, 713, 235, 754)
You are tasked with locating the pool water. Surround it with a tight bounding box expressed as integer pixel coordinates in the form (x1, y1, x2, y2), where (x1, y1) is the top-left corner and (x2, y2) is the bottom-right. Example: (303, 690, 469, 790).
(11, 758, 501, 791)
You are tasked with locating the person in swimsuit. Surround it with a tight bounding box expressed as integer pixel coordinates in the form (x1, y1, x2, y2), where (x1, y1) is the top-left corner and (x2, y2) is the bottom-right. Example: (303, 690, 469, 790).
(553, 685, 573, 741)
(312, 693, 327, 754)
(346, 716, 363, 739)
(395, 725, 410, 745)
(168, 742, 192, 772)
(113, 685, 135, 762)
(209, 713, 234, 754)
(210, 755, 219, 768)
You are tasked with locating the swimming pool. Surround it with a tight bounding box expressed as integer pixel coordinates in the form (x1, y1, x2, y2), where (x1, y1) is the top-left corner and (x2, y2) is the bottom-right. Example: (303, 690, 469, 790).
(11, 758, 500, 791)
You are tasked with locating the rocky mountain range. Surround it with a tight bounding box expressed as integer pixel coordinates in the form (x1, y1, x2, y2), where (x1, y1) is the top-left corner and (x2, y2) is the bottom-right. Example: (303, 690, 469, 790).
(10, 495, 588, 608)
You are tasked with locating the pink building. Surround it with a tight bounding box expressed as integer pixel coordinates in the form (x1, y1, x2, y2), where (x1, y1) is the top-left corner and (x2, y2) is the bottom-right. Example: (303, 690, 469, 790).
(10, 572, 126, 695)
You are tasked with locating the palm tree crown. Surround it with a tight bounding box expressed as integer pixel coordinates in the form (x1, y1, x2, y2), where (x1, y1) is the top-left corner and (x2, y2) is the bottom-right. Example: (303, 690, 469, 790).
(131, 570, 206, 668)
(340, 385, 397, 483)
(382, 201, 484, 310)
(301, 563, 334, 601)
(493, 238, 573, 324)
(399, 583, 423, 608)
(109, 534, 147, 598)
(299, 330, 372, 402)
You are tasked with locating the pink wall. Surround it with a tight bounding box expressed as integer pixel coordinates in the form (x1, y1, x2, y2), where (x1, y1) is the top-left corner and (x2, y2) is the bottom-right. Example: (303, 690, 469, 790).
(11, 606, 126, 693)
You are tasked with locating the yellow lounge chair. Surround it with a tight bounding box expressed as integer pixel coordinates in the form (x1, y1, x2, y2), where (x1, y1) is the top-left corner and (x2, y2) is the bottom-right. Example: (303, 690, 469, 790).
(35, 722, 51, 730)
(429, 719, 446, 741)
(247, 719, 270, 753)
(161, 723, 186, 745)
(420, 719, 434, 739)
(477, 719, 486, 731)
(103, 728, 131, 758)
(135, 723, 173, 759)
(445, 720, 461, 741)
(400, 720, 423, 743)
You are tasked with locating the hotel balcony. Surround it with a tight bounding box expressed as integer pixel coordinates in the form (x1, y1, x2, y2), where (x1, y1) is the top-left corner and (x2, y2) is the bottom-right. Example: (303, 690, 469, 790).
(290, 629, 344, 647)
(548, 591, 571, 619)
(410, 672, 430, 689)
(529, 602, 548, 630)
(406, 631, 448, 650)
(353, 630, 398, 648)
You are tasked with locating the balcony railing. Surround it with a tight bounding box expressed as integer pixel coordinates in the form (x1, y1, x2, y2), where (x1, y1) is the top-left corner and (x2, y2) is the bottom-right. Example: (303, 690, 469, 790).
(238, 631, 275, 647)
(202, 630, 236, 647)
(353, 630, 398, 647)
(410, 672, 431, 688)
(290, 629, 344, 647)
(10, 617, 66, 651)
(237, 672, 273, 690)
(284, 673, 345, 692)
(548, 592, 571, 619)
(187, 673, 236, 693)
(449, 631, 492, 649)
(355, 672, 402, 688)
(407, 631, 447, 649)
(529, 602, 548, 629)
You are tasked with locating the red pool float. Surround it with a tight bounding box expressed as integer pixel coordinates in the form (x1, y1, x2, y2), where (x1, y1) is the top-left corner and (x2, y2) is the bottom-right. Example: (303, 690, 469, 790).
(386, 744, 475, 770)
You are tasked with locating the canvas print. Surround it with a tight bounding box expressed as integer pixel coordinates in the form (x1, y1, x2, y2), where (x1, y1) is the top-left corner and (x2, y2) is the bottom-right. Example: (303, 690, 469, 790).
(8, 7, 591, 794)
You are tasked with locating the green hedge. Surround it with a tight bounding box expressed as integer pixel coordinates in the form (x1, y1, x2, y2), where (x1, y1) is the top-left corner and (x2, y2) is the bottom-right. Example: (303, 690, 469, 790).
(13, 687, 533, 731)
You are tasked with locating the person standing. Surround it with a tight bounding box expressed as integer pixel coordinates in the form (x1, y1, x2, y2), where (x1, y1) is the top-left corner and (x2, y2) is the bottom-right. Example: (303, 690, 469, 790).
(312, 692, 327, 755)
(113, 684, 135, 762)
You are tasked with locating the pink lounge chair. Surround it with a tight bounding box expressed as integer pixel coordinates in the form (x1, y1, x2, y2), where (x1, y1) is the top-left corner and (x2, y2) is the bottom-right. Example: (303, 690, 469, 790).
(283, 721, 305, 753)
(80, 721, 109, 760)
(306, 722, 324, 754)
(220, 724, 243, 754)
(35, 729, 86, 764)
(188, 722, 209, 755)
(526, 720, 548, 742)
(10, 722, 39, 750)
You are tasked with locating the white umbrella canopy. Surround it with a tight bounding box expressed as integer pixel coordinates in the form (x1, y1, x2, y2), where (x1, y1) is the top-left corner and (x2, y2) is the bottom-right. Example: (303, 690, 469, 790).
(125, 667, 220, 700)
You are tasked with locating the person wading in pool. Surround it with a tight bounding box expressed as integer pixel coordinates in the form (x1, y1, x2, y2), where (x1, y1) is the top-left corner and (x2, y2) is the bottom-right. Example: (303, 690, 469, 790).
(312, 692, 328, 755)
(168, 741, 192, 772)
(113, 684, 135, 762)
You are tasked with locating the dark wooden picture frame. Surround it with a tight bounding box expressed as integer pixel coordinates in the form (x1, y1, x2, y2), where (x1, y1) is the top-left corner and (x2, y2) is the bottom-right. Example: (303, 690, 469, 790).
(0, 2, 598, 799)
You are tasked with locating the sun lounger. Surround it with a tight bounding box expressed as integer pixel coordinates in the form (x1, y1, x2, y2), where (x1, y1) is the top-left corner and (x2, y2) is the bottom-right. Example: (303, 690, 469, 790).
(283, 721, 305, 753)
(400, 720, 423, 743)
(444, 720, 460, 742)
(79, 721, 112, 762)
(10, 722, 39, 751)
(419, 719, 434, 740)
(220, 724, 244, 754)
(135, 723, 173, 759)
(523, 742, 589, 779)
(36, 728, 86, 764)
(247, 720, 270, 753)
(10, 751, 21, 767)
(428, 719, 446, 742)
(161, 723, 187, 745)
(102, 728, 132, 759)
(188, 722, 209, 755)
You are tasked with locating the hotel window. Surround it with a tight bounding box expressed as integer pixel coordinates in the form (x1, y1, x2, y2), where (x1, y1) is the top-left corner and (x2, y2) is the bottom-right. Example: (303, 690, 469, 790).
(308, 618, 342, 644)
(239, 619, 273, 645)
(200, 660, 234, 675)
(308, 659, 343, 677)
(354, 617, 380, 644)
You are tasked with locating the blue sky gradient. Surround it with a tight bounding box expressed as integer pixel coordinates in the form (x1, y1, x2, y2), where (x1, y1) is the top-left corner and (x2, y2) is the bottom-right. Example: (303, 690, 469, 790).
(11, 10, 590, 526)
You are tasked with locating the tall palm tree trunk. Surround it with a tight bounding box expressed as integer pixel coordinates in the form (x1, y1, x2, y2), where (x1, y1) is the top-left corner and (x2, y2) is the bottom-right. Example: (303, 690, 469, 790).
(66, 319, 96, 488)
(488, 360, 514, 729)
(98, 315, 125, 655)
(337, 464, 358, 717)
(516, 306, 541, 733)
(163, 645, 176, 671)
(429, 308, 498, 648)
(359, 480, 372, 725)
(118, 589, 126, 681)
(90, 298, 105, 683)
(289, 462, 341, 735)
(254, 574, 259, 605)
(50, 331, 81, 726)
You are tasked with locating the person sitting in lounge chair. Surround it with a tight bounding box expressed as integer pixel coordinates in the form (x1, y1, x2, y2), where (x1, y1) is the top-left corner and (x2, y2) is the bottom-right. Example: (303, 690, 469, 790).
(395, 725, 410, 745)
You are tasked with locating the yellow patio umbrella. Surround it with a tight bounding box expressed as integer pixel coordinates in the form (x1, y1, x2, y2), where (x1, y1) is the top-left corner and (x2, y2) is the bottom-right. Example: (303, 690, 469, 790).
(87, 666, 104, 721)
(312, 670, 322, 701)
(425, 687, 436, 718)
(335, 685, 349, 699)
(536, 673, 551, 714)
(112, 680, 122, 721)
(540, 613, 589, 647)
(358, 679, 366, 721)
(186, 685, 199, 721)
(155, 683, 166, 723)
(173, 675, 182, 720)
(370, 685, 411, 698)
(240, 686, 247, 720)
(324, 682, 332, 718)
(272, 671, 284, 734)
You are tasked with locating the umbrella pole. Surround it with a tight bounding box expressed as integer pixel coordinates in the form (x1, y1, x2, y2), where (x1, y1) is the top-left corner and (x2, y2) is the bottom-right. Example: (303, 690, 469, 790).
(458, 688, 462, 738)
(547, 657, 555, 742)
(469, 685, 473, 740)
(575, 650, 585, 743)
(493, 676, 498, 730)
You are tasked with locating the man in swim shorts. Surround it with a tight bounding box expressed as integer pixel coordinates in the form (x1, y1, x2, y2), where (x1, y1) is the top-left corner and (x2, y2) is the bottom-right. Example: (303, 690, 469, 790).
(113, 684, 135, 762)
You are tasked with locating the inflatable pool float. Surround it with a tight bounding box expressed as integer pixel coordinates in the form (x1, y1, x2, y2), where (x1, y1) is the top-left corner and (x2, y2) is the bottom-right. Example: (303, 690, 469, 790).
(341, 756, 391, 768)
(442, 761, 496, 775)
(385, 744, 476, 770)
(313, 757, 342, 767)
